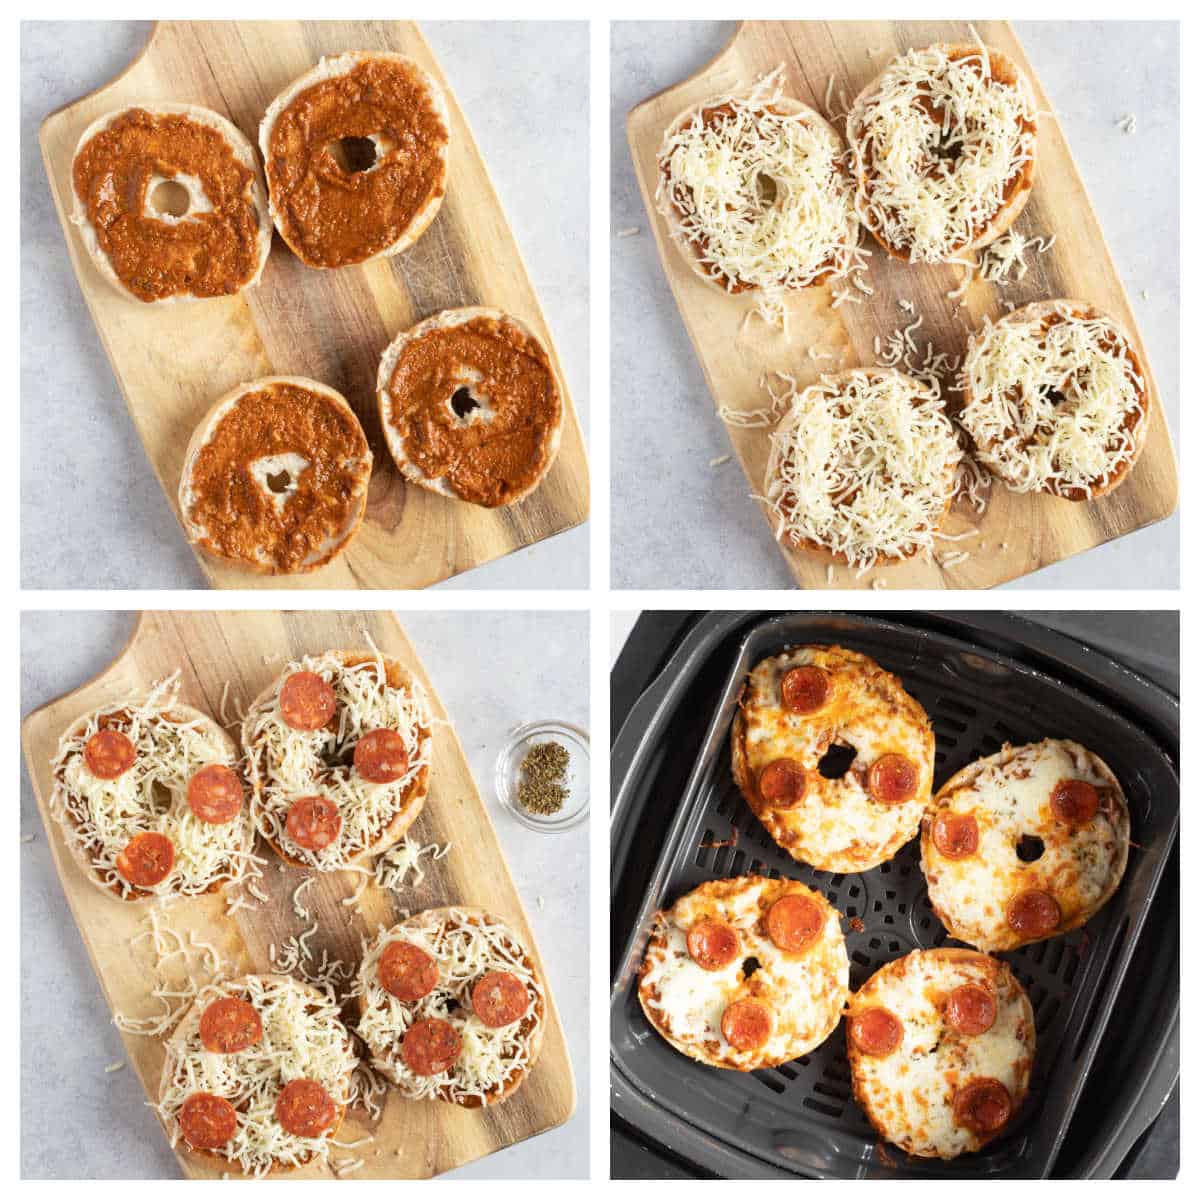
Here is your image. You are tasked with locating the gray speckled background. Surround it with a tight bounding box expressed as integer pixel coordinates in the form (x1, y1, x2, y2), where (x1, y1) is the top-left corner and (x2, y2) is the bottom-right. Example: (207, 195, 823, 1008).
(611, 21, 1179, 589)
(20, 610, 589, 1179)
(20, 21, 589, 590)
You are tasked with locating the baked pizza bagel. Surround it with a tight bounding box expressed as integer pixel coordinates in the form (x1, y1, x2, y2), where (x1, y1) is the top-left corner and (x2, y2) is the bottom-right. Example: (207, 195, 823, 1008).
(260, 51, 449, 269)
(921, 738, 1130, 952)
(49, 675, 254, 901)
(356, 907, 546, 1107)
(656, 82, 860, 295)
(731, 646, 935, 872)
(178, 375, 372, 575)
(847, 42, 1038, 264)
(242, 649, 433, 871)
(71, 103, 272, 303)
(158, 974, 356, 1177)
(959, 299, 1151, 501)
(637, 876, 849, 1071)
(377, 307, 564, 508)
(763, 368, 963, 571)
(846, 949, 1035, 1159)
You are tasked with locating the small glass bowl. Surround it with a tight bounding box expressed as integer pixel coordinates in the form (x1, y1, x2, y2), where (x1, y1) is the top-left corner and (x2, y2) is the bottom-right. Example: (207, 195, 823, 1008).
(494, 720, 590, 833)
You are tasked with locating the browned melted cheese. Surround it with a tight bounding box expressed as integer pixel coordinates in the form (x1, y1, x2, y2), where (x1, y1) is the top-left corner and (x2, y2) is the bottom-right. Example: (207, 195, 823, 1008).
(385, 316, 561, 508)
(72, 108, 262, 302)
(185, 382, 370, 572)
(265, 58, 449, 268)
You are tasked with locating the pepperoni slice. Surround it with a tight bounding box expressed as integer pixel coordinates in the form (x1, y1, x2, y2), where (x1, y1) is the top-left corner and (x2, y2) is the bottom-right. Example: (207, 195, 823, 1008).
(721, 999, 772, 1051)
(84, 729, 136, 780)
(285, 795, 342, 851)
(686, 918, 739, 970)
(179, 1091, 238, 1149)
(187, 763, 243, 824)
(868, 754, 918, 805)
(378, 940, 438, 1002)
(1006, 889, 1061, 939)
(849, 1007, 903, 1057)
(401, 1017, 462, 1076)
(472, 970, 530, 1028)
(758, 758, 807, 809)
(353, 729, 410, 784)
(780, 666, 830, 714)
(766, 894, 824, 953)
(1051, 779, 1099, 825)
(953, 1077, 1012, 1135)
(278, 671, 336, 732)
(945, 984, 997, 1036)
(199, 996, 263, 1054)
(274, 1079, 336, 1138)
(932, 811, 979, 859)
(116, 831, 174, 887)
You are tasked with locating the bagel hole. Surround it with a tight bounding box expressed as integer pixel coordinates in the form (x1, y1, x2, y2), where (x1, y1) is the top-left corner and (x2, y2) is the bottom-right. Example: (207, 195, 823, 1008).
(1015, 834, 1045, 862)
(330, 136, 378, 173)
(755, 172, 779, 206)
(150, 180, 190, 218)
(266, 469, 292, 494)
(451, 387, 480, 420)
(742, 956, 762, 979)
(818, 743, 857, 779)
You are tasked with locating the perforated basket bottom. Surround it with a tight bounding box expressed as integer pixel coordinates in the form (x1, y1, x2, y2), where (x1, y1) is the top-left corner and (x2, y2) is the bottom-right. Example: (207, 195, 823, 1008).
(611, 615, 1175, 1179)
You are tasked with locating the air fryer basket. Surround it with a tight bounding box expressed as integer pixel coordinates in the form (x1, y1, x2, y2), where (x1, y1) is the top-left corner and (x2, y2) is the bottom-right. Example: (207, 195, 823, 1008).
(610, 614, 1178, 1179)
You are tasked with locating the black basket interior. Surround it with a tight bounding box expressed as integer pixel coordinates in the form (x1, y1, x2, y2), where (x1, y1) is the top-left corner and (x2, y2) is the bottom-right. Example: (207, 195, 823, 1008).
(610, 614, 1177, 1180)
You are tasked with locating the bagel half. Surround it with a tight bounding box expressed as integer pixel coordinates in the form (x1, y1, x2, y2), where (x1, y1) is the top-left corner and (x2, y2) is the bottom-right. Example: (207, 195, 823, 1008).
(259, 52, 450, 269)
(70, 103, 272, 303)
(178, 375, 372, 575)
(376, 307, 564, 508)
(847, 43, 1038, 263)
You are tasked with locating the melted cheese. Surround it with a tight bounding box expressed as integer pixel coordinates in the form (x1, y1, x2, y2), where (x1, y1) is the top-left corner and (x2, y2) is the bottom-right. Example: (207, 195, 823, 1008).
(656, 69, 862, 312)
(960, 302, 1147, 496)
(638, 877, 848, 1070)
(848, 950, 1034, 1159)
(356, 908, 543, 1106)
(735, 646, 934, 872)
(848, 43, 1037, 262)
(244, 651, 433, 869)
(922, 739, 1129, 951)
(50, 674, 256, 899)
(158, 975, 357, 1178)
(763, 369, 962, 570)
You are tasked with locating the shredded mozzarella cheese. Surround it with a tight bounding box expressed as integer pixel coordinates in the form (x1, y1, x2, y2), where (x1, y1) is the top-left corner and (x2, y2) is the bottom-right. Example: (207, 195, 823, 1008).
(848, 43, 1037, 262)
(763, 369, 962, 570)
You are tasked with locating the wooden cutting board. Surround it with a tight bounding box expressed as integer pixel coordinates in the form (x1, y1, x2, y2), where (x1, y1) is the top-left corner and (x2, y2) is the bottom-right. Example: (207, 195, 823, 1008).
(20, 611, 575, 1179)
(39, 21, 589, 590)
(627, 20, 1177, 589)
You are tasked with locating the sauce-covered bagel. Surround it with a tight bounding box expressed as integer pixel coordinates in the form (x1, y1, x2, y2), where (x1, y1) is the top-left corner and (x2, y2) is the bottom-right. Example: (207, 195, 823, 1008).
(260, 52, 449, 269)
(921, 738, 1130, 951)
(638, 876, 849, 1071)
(731, 645, 935, 872)
(846, 949, 1034, 1159)
(178, 375, 372, 575)
(71, 103, 272, 303)
(377, 307, 564, 508)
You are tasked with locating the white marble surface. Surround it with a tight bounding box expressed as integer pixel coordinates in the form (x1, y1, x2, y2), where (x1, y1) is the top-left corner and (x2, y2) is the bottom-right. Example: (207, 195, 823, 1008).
(20, 21, 589, 589)
(20, 610, 589, 1179)
(611, 21, 1179, 590)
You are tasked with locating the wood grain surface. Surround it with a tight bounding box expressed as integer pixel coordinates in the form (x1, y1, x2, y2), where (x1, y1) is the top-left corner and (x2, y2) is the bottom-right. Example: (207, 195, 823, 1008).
(627, 20, 1177, 590)
(20, 611, 575, 1179)
(39, 21, 589, 590)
